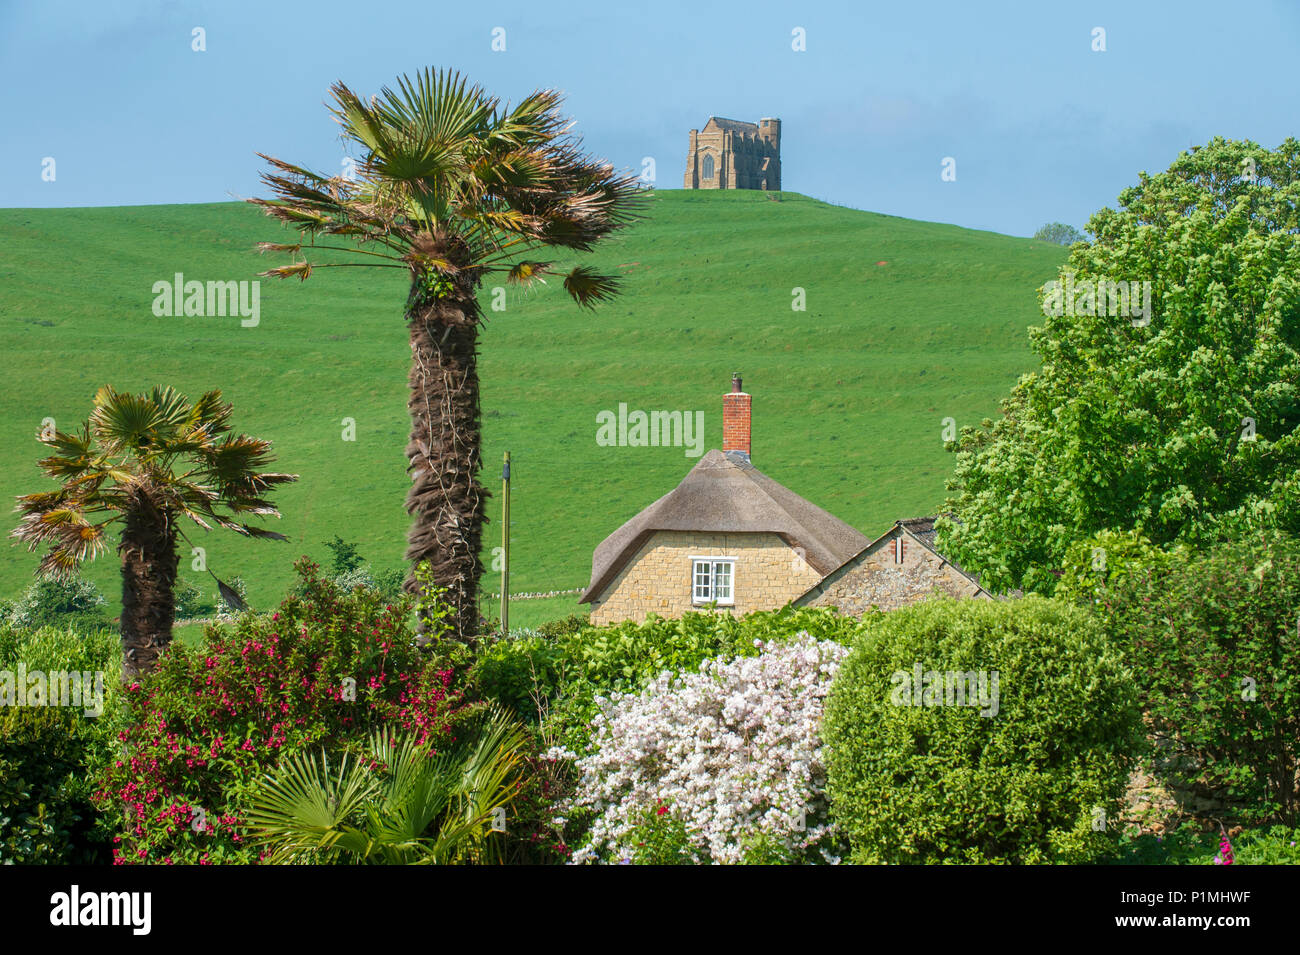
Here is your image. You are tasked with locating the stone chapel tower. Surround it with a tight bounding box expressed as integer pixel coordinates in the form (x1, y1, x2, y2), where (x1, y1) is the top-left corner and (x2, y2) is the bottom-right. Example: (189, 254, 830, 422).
(684, 116, 781, 190)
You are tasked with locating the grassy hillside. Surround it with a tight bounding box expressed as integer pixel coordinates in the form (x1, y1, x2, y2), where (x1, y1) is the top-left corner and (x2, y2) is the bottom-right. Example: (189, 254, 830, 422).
(0, 190, 1065, 618)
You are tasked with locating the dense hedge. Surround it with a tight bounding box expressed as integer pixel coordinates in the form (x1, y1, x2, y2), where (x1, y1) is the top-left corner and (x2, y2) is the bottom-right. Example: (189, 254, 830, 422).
(471, 604, 862, 754)
(0, 624, 121, 863)
(1096, 532, 1300, 825)
(824, 597, 1143, 864)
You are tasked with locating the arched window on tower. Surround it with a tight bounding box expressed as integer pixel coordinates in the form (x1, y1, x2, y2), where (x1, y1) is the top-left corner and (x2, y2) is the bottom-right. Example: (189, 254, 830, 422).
(702, 153, 715, 180)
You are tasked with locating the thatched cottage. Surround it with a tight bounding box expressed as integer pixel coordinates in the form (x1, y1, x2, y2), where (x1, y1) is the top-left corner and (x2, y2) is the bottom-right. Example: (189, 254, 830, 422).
(579, 377, 986, 625)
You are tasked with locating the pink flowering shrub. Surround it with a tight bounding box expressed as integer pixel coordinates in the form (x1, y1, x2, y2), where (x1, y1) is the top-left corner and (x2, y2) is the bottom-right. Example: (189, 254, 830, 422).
(95, 558, 468, 864)
(565, 633, 850, 864)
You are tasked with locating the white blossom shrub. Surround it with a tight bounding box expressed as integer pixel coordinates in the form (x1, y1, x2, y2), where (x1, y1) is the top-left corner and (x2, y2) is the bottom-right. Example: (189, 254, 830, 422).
(566, 632, 849, 864)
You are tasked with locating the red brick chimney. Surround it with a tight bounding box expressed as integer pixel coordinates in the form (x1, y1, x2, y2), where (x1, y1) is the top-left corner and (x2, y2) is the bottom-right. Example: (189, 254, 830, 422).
(722, 373, 751, 460)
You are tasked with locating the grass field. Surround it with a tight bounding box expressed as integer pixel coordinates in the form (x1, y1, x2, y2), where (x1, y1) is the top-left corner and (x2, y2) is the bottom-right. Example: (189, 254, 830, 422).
(0, 189, 1065, 622)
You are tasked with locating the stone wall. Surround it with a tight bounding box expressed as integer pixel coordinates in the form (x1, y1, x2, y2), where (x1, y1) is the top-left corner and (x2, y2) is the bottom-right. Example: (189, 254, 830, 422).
(588, 530, 821, 626)
(801, 531, 987, 615)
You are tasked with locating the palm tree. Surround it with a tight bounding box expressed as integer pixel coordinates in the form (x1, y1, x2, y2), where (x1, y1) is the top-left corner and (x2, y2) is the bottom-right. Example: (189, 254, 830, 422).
(250, 67, 644, 641)
(12, 386, 296, 678)
(246, 706, 528, 864)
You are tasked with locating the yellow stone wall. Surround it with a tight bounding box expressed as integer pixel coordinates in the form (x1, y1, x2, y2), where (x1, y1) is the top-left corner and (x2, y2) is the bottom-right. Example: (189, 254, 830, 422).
(803, 532, 988, 615)
(588, 531, 822, 626)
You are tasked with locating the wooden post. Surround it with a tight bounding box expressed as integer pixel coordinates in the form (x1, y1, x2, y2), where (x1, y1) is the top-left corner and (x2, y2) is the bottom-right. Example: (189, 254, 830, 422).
(501, 451, 510, 634)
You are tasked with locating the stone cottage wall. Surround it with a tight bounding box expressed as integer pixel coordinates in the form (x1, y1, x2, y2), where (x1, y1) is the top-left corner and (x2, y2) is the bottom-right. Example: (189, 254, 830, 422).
(802, 533, 988, 616)
(588, 530, 822, 626)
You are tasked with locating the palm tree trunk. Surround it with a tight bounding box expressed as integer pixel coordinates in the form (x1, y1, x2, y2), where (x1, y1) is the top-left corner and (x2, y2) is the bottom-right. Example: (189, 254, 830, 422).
(404, 287, 486, 642)
(119, 494, 178, 680)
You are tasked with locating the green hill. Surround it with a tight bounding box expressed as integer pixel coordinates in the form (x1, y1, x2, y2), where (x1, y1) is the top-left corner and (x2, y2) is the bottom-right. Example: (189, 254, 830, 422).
(0, 190, 1065, 621)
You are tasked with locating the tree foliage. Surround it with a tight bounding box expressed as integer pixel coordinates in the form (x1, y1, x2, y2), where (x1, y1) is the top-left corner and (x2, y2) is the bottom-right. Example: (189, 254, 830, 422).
(942, 138, 1300, 593)
(1033, 221, 1084, 245)
(13, 385, 295, 574)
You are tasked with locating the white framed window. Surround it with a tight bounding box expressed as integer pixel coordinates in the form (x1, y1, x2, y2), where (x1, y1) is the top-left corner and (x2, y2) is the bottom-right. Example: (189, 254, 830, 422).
(691, 556, 735, 605)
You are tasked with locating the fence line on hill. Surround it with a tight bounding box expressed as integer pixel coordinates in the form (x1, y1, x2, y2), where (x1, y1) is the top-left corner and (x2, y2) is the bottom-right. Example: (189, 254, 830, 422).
(480, 587, 584, 602)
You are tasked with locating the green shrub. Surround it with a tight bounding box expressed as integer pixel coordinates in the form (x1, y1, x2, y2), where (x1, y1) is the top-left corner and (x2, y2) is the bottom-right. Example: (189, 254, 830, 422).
(6, 575, 111, 631)
(1222, 827, 1300, 865)
(372, 568, 406, 601)
(312, 537, 406, 601)
(174, 579, 213, 620)
(0, 623, 121, 863)
(1110, 826, 1300, 865)
(1098, 532, 1300, 825)
(323, 535, 364, 574)
(331, 566, 377, 592)
(739, 830, 801, 865)
(536, 613, 590, 639)
(824, 597, 1143, 864)
(626, 803, 703, 865)
(471, 634, 565, 722)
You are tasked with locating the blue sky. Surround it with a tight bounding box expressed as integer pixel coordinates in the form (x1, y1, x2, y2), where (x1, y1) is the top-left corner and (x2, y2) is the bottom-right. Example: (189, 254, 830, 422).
(2, 0, 1296, 236)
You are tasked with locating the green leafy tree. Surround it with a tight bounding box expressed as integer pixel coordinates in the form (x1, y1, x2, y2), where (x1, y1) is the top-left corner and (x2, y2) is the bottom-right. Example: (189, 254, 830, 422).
(11, 386, 296, 677)
(251, 67, 644, 639)
(1033, 221, 1084, 245)
(942, 138, 1300, 593)
(1053, 528, 1185, 605)
(323, 535, 364, 575)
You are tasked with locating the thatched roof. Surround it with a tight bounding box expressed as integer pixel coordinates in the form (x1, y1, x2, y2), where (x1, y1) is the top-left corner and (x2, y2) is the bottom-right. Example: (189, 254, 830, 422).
(580, 449, 870, 603)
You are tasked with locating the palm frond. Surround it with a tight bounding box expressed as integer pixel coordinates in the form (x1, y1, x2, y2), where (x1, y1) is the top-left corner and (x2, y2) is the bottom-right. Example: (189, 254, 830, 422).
(504, 260, 553, 286)
(89, 386, 165, 456)
(562, 266, 623, 309)
(252, 67, 644, 322)
(216, 579, 248, 612)
(245, 747, 379, 863)
(247, 707, 528, 865)
(258, 260, 313, 281)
